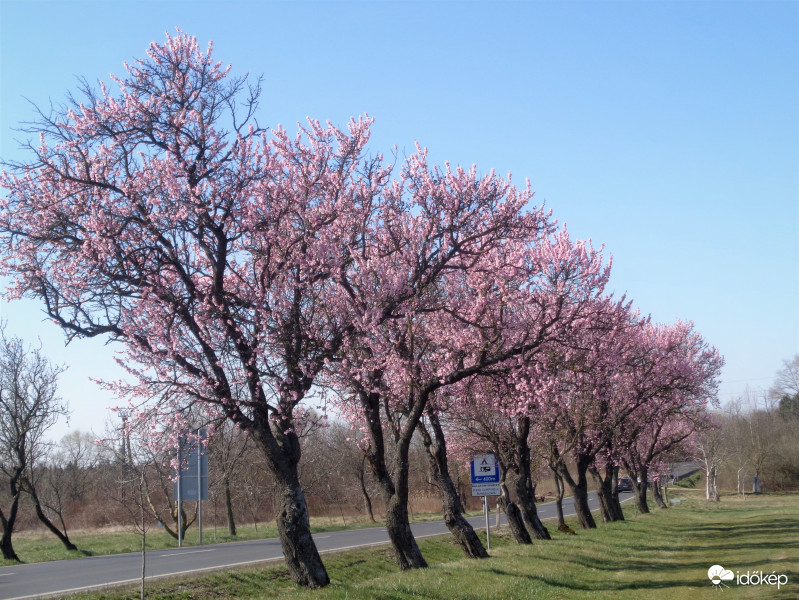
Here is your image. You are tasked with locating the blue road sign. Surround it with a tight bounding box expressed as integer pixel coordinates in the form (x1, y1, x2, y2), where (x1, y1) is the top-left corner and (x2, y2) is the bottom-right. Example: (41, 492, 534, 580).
(471, 453, 500, 483)
(174, 428, 208, 501)
(470, 453, 500, 496)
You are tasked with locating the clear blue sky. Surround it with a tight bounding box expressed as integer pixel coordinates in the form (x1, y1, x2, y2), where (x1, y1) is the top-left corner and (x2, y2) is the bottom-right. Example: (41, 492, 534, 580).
(1, 0, 797, 440)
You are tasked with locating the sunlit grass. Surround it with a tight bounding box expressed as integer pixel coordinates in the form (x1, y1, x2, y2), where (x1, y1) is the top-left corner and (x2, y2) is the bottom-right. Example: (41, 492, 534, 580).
(34, 490, 799, 599)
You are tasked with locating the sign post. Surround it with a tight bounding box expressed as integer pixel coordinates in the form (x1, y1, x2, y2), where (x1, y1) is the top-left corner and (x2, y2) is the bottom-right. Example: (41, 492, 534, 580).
(174, 428, 209, 546)
(470, 453, 500, 550)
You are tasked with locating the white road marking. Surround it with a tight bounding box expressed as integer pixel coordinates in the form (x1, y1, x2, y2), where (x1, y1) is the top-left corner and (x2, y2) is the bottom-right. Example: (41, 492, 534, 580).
(161, 548, 215, 557)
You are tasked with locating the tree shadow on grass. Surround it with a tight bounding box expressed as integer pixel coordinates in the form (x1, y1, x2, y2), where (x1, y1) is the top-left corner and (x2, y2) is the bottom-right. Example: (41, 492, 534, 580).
(485, 566, 703, 593)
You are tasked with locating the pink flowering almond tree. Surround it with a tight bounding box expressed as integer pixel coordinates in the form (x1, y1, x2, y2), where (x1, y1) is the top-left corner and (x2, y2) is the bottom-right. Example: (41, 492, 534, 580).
(543, 314, 722, 527)
(328, 153, 570, 568)
(590, 321, 722, 519)
(0, 31, 389, 588)
(616, 322, 722, 513)
(531, 297, 645, 529)
(332, 215, 613, 566)
(444, 375, 550, 544)
(445, 384, 534, 545)
(441, 228, 616, 543)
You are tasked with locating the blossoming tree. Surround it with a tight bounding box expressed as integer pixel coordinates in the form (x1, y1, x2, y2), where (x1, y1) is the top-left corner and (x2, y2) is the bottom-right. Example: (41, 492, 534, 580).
(0, 31, 388, 588)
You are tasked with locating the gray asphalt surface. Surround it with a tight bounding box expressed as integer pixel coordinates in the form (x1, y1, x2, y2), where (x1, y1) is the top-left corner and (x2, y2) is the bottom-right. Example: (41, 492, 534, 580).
(0, 491, 633, 599)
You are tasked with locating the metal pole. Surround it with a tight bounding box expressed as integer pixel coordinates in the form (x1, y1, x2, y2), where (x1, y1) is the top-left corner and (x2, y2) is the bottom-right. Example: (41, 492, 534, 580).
(177, 440, 182, 548)
(197, 435, 202, 545)
(484, 496, 490, 550)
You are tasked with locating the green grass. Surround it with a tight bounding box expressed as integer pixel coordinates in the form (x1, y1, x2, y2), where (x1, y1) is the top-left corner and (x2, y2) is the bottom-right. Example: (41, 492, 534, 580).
(672, 473, 701, 488)
(35, 490, 799, 599)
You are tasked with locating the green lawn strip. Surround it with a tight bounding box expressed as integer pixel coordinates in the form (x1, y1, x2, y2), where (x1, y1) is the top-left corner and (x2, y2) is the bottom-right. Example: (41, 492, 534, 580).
(50, 491, 798, 600)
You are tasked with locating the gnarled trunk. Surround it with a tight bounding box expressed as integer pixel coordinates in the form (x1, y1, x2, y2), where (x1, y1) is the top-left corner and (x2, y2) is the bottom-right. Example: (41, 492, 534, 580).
(0, 505, 20, 561)
(632, 464, 650, 513)
(384, 493, 427, 569)
(515, 478, 551, 540)
(608, 465, 624, 520)
(589, 467, 613, 523)
(419, 412, 488, 558)
(558, 456, 596, 529)
(497, 479, 532, 544)
(253, 422, 329, 588)
(589, 465, 623, 522)
(24, 479, 78, 551)
(0, 469, 23, 561)
(553, 468, 567, 530)
(357, 457, 376, 522)
(513, 419, 550, 540)
(223, 477, 237, 536)
(273, 473, 329, 585)
(552, 468, 576, 534)
(652, 479, 668, 509)
(359, 385, 427, 570)
(633, 481, 649, 513)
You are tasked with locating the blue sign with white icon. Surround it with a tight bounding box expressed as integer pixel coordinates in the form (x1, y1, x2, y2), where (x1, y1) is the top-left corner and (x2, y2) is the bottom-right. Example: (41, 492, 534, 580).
(470, 453, 500, 496)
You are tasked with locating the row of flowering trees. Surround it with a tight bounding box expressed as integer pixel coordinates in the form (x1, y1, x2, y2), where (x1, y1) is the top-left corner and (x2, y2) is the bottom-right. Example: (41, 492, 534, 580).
(0, 31, 722, 587)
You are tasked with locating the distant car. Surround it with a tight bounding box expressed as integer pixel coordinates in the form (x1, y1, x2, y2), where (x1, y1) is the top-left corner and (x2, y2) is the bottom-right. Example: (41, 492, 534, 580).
(617, 476, 633, 492)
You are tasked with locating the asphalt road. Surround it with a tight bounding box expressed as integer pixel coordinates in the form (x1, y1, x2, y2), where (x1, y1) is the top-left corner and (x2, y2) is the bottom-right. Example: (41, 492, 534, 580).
(0, 491, 632, 599)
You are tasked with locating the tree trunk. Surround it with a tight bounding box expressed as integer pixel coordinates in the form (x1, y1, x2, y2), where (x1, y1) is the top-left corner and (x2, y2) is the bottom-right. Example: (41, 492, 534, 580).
(223, 477, 237, 536)
(705, 464, 720, 502)
(0, 471, 22, 561)
(166, 500, 197, 540)
(379, 433, 427, 570)
(515, 480, 551, 540)
(589, 466, 623, 522)
(628, 467, 649, 514)
(357, 462, 376, 523)
(358, 385, 427, 570)
(251, 421, 329, 588)
(140, 487, 146, 600)
(513, 418, 550, 540)
(384, 492, 428, 569)
(272, 471, 330, 586)
(0, 508, 20, 562)
(608, 465, 624, 521)
(652, 479, 668, 509)
(497, 480, 532, 544)
(558, 458, 596, 529)
(552, 468, 575, 534)
(553, 469, 566, 529)
(418, 413, 488, 558)
(25, 480, 78, 551)
(589, 467, 614, 523)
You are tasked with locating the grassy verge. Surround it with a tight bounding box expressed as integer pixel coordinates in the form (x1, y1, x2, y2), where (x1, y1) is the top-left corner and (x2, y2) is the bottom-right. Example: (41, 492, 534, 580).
(47, 490, 798, 599)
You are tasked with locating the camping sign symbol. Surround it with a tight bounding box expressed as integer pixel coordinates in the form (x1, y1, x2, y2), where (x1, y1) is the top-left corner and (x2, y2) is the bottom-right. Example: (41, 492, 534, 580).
(470, 454, 500, 497)
(473, 454, 497, 479)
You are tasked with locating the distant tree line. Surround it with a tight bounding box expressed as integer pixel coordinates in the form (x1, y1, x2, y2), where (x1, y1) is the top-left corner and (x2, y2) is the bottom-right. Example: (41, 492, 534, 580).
(697, 355, 799, 499)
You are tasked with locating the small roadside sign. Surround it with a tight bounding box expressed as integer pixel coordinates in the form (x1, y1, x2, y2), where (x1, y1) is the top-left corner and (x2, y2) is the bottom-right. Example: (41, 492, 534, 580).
(470, 453, 500, 497)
